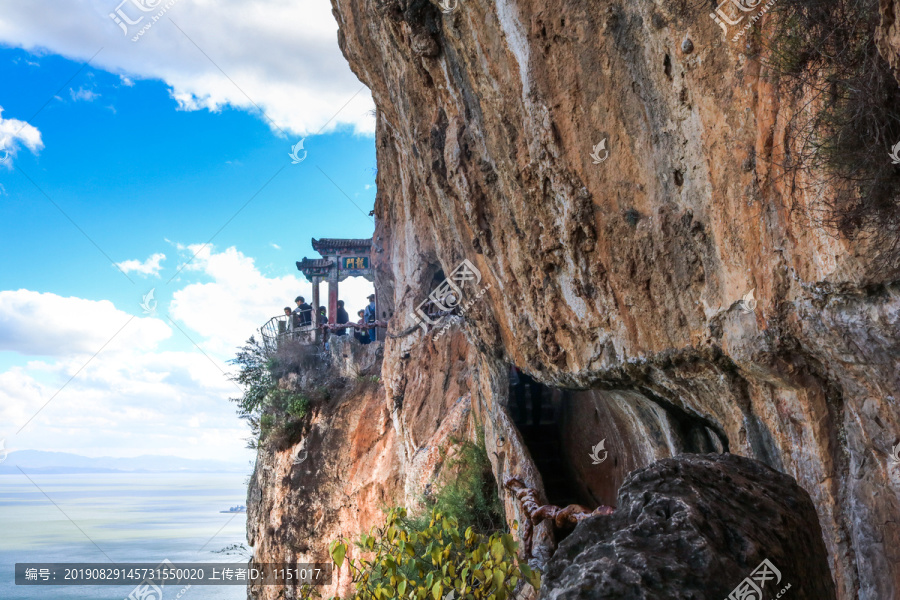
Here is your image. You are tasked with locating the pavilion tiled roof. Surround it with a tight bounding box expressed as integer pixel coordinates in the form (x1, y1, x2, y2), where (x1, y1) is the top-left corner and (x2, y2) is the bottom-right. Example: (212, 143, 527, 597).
(311, 238, 372, 253)
(296, 258, 334, 269)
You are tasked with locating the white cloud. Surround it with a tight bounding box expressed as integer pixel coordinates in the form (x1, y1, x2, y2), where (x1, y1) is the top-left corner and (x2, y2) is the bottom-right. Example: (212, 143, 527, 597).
(0, 242, 374, 462)
(169, 244, 373, 355)
(0, 106, 43, 166)
(0, 349, 253, 462)
(169, 244, 309, 355)
(0, 289, 172, 356)
(270, 243, 281, 250)
(0, 288, 249, 462)
(0, 0, 375, 136)
(115, 252, 166, 276)
(69, 86, 99, 101)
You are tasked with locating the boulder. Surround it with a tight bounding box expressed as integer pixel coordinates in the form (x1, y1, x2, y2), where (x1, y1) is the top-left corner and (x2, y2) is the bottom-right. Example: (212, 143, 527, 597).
(541, 454, 836, 600)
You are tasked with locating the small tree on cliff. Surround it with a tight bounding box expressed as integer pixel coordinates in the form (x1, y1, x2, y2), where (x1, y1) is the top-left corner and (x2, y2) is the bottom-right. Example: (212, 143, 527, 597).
(229, 336, 274, 443)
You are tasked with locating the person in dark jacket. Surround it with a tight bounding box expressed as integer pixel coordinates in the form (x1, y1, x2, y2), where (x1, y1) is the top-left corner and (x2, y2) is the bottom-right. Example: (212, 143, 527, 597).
(336, 300, 350, 335)
(318, 306, 327, 324)
(293, 296, 312, 326)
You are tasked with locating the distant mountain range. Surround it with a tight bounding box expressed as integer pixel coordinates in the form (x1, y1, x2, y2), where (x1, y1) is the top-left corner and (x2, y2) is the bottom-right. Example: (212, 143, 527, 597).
(0, 450, 248, 474)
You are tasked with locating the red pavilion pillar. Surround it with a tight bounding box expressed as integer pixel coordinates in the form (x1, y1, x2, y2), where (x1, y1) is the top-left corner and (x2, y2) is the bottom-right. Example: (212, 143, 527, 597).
(328, 278, 338, 325)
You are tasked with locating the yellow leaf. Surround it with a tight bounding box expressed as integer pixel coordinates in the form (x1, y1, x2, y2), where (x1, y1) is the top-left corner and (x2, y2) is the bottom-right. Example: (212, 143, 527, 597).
(490, 540, 504, 563)
(492, 568, 504, 590)
(331, 542, 347, 569)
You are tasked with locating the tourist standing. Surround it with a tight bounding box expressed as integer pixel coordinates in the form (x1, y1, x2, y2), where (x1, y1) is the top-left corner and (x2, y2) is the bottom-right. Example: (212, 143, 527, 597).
(279, 307, 292, 335)
(336, 300, 349, 335)
(294, 296, 312, 326)
(364, 294, 377, 341)
(355, 309, 370, 344)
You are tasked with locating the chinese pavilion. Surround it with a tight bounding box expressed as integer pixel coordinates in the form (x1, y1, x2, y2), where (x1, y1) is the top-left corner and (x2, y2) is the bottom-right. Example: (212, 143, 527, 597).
(296, 238, 374, 326)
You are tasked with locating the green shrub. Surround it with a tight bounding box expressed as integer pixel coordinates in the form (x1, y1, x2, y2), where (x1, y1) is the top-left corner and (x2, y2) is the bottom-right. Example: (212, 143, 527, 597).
(414, 437, 504, 536)
(287, 395, 310, 418)
(259, 414, 276, 440)
(267, 388, 310, 418)
(328, 508, 540, 600)
(231, 336, 320, 446)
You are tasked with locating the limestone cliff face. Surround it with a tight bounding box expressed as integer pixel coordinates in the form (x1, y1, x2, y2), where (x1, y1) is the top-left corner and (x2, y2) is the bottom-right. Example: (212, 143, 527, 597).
(320, 0, 900, 598)
(249, 1, 900, 599)
(248, 335, 485, 600)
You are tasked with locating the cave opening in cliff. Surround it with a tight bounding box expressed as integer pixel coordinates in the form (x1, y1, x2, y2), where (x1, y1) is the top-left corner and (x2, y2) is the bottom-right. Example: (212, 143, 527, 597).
(507, 372, 732, 515)
(508, 369, 593, 509)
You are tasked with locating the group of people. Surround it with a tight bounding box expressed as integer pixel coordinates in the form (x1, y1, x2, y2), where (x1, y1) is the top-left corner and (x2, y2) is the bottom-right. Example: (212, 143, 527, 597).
(282, 293, 378, 343)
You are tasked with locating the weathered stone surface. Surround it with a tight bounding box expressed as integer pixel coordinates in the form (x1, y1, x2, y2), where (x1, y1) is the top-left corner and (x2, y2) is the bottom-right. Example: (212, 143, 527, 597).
(246, 1, 900, 598)
(247, 369, 401, 600)
(248, 331, 491, 600)
(324, 0, 900, 597)
(541, 454, 836, 600)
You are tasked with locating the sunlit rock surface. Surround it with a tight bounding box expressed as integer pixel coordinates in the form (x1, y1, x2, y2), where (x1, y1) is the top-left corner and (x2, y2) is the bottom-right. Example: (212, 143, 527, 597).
(246, 1, 900, 598)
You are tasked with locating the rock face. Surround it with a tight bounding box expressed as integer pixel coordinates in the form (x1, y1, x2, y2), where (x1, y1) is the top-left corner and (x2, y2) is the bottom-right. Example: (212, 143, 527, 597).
(247, 358, 400, 600)
(319, 0, 900, 597)
(248, 332, 485, 600)
(541, 453, 836, 600)
(249, 1, 900, 598)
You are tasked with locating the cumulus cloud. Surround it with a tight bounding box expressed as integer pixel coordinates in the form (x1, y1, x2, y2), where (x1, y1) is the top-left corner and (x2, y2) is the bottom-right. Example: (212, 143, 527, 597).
(0, 0, 375, 135)
(0, 106, 43, 166)
(0, 289, 172, 356)
(0, 349, 252, 462)
(0, 242, 374, 461)
(115, 252, 166, 276)
(169, 243, 373, 355)
(0, 289, 248, 461)
(169, 244, 309, 355)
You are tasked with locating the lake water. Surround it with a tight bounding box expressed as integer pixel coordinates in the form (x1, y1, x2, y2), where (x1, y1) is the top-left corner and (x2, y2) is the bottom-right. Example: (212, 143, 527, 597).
(0, 472, 250, 600)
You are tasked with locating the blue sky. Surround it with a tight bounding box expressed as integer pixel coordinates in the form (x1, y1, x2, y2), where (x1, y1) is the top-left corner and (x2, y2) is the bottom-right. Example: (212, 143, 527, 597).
(0, 1, 377, 464)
